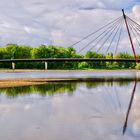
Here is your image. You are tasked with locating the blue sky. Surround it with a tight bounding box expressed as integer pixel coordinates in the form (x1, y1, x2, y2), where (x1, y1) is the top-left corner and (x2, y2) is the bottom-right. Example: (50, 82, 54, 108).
(0, 0, 140, 53)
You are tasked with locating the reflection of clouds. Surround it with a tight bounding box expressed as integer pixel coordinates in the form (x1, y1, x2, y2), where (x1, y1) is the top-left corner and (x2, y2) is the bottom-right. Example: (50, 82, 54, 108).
(133, 120, 140, 137)
(132, 93, 140, 136)
(96, 87, 102, 92)
(24, 104, 31, 110)
(0, 104, 20, 113)
(0, 82, 140, 139)
(0, 103, 31, 115)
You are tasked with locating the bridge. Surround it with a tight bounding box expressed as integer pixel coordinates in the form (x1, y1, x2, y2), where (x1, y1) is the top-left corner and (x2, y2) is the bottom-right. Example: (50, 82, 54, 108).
(1, 9, 140, 70)
(0, 58, 138, 70)
(0, 58, 139, 63)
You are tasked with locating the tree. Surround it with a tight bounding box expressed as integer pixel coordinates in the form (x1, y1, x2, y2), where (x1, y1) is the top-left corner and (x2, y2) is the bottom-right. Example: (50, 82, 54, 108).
(85, 51, 105, 69)
(4, 44, 32, 68)
(116, 52, 135, 69)
(78, 62, 89, 69)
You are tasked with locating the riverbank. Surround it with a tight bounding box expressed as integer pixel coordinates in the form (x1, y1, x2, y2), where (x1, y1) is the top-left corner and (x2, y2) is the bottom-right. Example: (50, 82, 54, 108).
(0, 78, 79, 88)
(0, 69, 139, 88)
(0, 69, 140, 72)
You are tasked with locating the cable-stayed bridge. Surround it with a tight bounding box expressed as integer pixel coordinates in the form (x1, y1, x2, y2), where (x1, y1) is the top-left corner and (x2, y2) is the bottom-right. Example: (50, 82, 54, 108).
(70, 9, 140, 64)
(1, 9, 140, 69)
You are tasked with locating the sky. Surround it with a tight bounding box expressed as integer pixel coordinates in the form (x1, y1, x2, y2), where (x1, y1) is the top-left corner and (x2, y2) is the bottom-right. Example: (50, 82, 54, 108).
(0, 0, 140, 53)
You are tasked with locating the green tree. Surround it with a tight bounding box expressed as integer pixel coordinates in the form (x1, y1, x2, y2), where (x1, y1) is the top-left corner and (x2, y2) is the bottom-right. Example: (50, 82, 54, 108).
(78, 62, 89, 69)
(105, 53, 119, 69)
(4, 44, 32, 69)
(116, 52, 135, 69)
(85, 51, 105, 69)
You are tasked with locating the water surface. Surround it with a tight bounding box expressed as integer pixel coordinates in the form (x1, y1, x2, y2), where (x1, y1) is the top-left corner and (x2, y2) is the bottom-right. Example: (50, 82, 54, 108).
(0, 80, 140, 140)
(0, 71, 139, 79)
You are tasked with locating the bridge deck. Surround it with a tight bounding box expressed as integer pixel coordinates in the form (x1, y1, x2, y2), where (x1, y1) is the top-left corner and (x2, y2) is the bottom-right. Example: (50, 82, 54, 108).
(0, 58, 138, 63)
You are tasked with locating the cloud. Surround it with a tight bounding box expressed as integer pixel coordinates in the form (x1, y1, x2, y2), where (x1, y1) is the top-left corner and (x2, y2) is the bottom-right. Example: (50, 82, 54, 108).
(132, 5, 140, 20)
(21, 0, 134, 11)
(0, 0, 139, 54)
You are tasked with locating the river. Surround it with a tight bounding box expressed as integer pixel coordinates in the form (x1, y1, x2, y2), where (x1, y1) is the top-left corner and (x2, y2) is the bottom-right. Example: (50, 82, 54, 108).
(0, 72, 140, 140)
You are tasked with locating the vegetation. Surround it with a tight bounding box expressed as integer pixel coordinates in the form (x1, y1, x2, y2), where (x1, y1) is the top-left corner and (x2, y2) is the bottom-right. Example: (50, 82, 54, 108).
(0, 81, 132, 98)
(0, 82, 77, 97)
(135, 63, 140, 70)
(0, 43, 138, 69)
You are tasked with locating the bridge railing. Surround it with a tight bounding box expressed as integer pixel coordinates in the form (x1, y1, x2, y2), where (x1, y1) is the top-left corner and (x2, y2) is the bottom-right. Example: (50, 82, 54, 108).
(0, 58, 138, 70)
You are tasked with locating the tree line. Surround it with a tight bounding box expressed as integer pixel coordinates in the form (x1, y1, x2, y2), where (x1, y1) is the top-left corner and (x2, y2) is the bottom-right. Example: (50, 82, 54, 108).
(0, 43, 138, 69)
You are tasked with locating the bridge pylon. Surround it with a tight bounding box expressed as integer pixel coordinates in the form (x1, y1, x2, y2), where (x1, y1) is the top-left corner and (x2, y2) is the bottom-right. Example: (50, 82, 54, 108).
(122, 9, 138, 64)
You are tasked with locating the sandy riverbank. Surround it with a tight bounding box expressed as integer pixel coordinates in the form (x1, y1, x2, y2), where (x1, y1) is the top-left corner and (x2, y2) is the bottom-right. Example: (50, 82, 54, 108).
(0, 78, 79, 88)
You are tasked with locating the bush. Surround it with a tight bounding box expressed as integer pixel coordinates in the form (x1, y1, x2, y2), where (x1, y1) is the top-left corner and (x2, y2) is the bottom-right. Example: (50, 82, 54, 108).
(78, 62, 89, 69)
(135, 63, 140, 70)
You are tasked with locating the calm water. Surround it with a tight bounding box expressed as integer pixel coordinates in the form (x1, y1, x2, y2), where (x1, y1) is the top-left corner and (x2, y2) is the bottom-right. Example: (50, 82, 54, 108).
(0, 80, 140, 140)
(0, 71, 139, 79)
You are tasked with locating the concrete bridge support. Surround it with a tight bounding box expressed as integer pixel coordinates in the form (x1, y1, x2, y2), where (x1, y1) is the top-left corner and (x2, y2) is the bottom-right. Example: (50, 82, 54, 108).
(45, 61, 48, 70)
(12, 62, 15, 70)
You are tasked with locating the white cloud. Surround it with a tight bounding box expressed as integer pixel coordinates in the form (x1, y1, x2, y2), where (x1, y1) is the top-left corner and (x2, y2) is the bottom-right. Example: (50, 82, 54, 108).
(132, 5, 140, 25)
(0, 0, 139, 54)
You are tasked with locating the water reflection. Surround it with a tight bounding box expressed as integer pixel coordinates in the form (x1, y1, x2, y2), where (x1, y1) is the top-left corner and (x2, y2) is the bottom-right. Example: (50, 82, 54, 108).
(123, 80, 137, 135)
(0, 82, 77, 97)
(0, 80, 140, 140)
(0, 80, 133, 98)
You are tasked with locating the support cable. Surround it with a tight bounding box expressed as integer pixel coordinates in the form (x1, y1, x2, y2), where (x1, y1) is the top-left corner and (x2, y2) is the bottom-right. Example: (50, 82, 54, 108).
(69, 16, 123, 48)
(127, 17, 140, 36)
(87, 18, 123, 53)
(96, 20, 123, 53)
(106, 20, 124, 54)
(114, 21, 124, 55)
(78, 17, 123, 53)
(128, 21, 140, 48)
(126, 16, 140, 31)
(127, 17, 140, 37)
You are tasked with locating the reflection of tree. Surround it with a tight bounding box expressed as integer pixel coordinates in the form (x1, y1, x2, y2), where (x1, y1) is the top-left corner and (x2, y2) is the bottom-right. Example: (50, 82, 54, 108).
(0, 82, 77, 98)
(0, 80, 136, 98)
(33, 82, 77, 96)
(115, 78, 134, 87)
(86, 82, 105, 88)
(0, 86, 32, 97)
(85, 78, 132, 88)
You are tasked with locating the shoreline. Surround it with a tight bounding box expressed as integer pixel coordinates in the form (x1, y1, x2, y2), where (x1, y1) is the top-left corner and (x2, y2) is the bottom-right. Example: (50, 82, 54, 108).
(0, 77, 138, 88)
(0, 69, 139, 88)
(0, 69, 140, 72)
(0, 78, 81, 88)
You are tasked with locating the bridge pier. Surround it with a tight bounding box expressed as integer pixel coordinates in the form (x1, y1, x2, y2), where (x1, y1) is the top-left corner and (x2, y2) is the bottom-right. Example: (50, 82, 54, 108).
(12, 62, 15, 70)
(45, 61, 48, 70)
